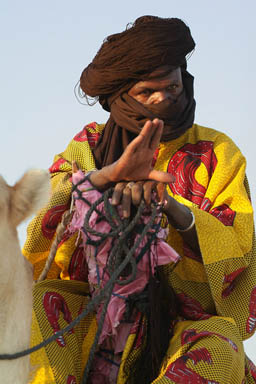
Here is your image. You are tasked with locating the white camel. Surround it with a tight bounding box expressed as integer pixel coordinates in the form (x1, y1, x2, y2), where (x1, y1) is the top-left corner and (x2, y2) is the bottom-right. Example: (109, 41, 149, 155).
(0, 169, 50, 384)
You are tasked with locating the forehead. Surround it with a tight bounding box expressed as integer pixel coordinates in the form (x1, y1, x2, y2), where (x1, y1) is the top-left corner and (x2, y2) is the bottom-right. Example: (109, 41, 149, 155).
(147, 65, 181, 79)
(133, 67, 182, 89)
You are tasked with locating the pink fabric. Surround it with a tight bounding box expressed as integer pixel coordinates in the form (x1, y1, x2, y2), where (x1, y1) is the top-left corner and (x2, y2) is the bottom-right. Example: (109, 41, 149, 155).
(69, 170, 180, 382)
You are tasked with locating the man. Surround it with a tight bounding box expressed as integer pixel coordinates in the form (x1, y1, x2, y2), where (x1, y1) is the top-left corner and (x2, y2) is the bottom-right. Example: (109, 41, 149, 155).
(24, 16, 256, 383)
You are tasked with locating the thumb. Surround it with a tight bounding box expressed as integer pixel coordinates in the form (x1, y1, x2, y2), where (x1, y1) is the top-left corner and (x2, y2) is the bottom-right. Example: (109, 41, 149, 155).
(148, 169, 175, 184)
(156, 183, 168, 204)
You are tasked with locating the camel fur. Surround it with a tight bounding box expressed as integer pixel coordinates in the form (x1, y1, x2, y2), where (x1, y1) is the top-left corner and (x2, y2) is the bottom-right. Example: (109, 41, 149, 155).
(0, 169, 50, 384)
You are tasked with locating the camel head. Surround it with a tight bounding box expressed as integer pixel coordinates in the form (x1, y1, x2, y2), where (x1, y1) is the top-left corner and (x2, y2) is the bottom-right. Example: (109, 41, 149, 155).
(0, 169, 51, 228)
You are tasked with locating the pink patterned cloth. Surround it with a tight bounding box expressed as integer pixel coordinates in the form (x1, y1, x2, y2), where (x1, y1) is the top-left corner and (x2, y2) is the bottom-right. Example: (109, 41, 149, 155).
(69, 170, 180, 382)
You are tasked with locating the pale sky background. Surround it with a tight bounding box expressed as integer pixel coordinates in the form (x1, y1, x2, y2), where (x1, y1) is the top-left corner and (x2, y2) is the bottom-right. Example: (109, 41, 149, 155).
(1, 0, 255, 365)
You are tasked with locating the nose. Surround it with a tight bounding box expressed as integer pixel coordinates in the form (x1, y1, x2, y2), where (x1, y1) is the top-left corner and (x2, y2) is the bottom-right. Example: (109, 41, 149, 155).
(154, 90, 175, 104)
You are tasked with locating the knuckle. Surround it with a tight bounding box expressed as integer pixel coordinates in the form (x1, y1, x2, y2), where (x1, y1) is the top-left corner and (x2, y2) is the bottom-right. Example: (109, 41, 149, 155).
(134, 183, 143, 192)
(114, 183, 125, 192)
(123, 187, 131, 196)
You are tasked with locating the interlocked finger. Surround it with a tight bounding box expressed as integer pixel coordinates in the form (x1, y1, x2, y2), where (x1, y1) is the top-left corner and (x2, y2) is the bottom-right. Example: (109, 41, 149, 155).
(143, 180, 157, 205)
(131, 181, 144, 206)
(122, 184, 132, 218)
(111, 182, 127, 206)
(112, 180, 162, 218)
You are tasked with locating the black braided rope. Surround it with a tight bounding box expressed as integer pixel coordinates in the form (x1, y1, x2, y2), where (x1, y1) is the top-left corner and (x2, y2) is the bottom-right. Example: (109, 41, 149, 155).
(0, 174, 161, 384)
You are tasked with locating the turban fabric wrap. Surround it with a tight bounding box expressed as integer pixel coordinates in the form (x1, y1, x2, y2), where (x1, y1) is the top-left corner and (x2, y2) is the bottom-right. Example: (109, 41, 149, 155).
(80, 16, 196, 168)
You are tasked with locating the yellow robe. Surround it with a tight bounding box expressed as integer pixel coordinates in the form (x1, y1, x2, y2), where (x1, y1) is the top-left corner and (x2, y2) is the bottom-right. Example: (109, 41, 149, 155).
(23, 123, 256, 384)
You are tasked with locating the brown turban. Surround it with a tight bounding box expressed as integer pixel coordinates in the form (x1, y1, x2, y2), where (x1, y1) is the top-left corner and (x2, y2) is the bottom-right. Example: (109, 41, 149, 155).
(80, 16, 196, 168)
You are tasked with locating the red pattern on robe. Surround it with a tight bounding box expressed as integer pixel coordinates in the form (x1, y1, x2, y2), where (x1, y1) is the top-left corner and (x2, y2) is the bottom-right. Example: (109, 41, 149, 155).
(43, 292, 74, 347)
(248, 358, 256, 382)
(68, 246, 89, 281)
(165, 348, 218, 383)
(167, 141, 217, 206)
(209, 204, 236, 226)
(42, 204, 69, 239)
(247, 286, 256, 334)
(181, 329, 238, 352)
(167, 141, 236, 226)
(49, 158, 67, 173)
(222, 268, 246, 298)
(177, 293, 212, 321)
(73, 123, 101, 146)
(66, 375, 77, 384)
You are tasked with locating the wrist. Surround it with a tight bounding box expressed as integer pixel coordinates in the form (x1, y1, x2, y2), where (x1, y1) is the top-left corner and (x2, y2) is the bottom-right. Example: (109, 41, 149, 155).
(89, 167, 115, 190)
(162, 196, 195, 232)
(103, 163, 119, 183)
(176, 210, 195, 232)
(161, 194, 174, 213)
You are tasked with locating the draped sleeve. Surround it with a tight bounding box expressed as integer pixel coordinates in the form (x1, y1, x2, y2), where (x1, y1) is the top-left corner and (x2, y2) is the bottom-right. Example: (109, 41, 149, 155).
(158, 125, 255, 340)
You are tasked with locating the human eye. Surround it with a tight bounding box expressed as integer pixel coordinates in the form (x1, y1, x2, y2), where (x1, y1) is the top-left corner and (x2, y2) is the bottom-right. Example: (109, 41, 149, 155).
(167, 84, 178, 91)
(140, 88, 153, 96)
